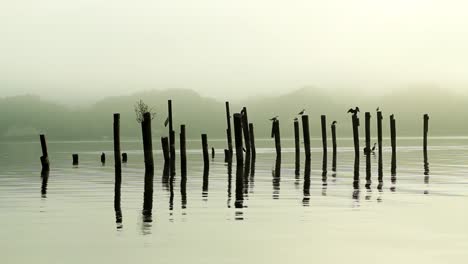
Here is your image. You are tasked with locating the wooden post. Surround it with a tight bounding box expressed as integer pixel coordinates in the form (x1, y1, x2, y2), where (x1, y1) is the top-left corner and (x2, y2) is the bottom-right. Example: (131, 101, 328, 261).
(365, 112, 371, 185)
(225, 102, 233, 159)
(234, 160, 244, 209)
(113, 113, 122, 225)
(233, 113, 244, 166)
(168, 100, 176, 176)
(202, 134, 209, 168)
(272, 120, 281, 160)
(161, 137, 170, 164)
(301, 115, 311, 161)
(211, 147, 215, 159)
(71, 154, 78, 166)
(390, 114, 396, 175)
(423, 114, 429, 161)
(241, 107, 251, 155)
(303, 159, 311, 206)
(141, 112, 154, 222)
(39, 134, 50, 170)
(321, 115, 327, 174)
(101, 153, 106, 164)
(224, 149, 229, 163)
(331, 122, 337, 172)
(377, 111, 383, 182)
(180, 125, 187, 177)
(249, 123, 256, 161)
(122, 153, 128, 163)
(352, 115, 360, 183)
(294, 119, 300, 176)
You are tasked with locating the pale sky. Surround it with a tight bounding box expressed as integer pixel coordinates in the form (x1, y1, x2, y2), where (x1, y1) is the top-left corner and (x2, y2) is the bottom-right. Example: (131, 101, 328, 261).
(1, 0, 468, 103)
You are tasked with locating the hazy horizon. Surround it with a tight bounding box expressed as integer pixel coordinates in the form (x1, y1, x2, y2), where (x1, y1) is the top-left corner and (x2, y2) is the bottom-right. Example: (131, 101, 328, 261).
(2, 0, 468, 104)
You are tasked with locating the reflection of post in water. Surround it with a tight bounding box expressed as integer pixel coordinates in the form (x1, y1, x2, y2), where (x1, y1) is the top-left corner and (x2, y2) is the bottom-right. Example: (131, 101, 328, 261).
(321, 115, 328, 196)
(226, 161, 232, 208)
(169, 173, 174, 211)
(243, 152, 250, 196)
(202, 166, 209, 201)
(302, 159, 311, 206)
(272, 158, 281, 199)
(181, 172, 187, 210)
(234, 163, 244, 209)
(390, 114, 397, 175)
(41, 169, 49, 198)
(365, 112, 371, 188)
(352, 180, 360, 207)
(113, 113, 123, 227)
(162, 162, 170, 191)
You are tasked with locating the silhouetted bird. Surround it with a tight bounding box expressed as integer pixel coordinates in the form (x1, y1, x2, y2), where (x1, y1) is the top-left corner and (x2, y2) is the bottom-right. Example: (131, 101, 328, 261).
(293, 117, 298, 122)
(243, 147, 246, 152)
(332, 121, 337, 125)
(364, 143, 377, 155)
(347, 107, 360, 115)
(376, 107, 380, 112)
(269, 116, 279, 121)
(298, 109, 306, 115)
(164, 117, 169, 127)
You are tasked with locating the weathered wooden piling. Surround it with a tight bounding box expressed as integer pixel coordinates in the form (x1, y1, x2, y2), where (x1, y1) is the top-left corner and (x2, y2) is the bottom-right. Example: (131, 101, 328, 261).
(272, 120, 281, 159)
(39, 134, 50, 170)
(41, 169, 49, 198)
(365, 112, 371, 185)
(225, 102, 233, 160)
(377, 111, 383, 182)
(122, 153, 128, 163)
(101, 153, 106, 164)
(180, 125, 187, 177)
(234, 161, 244, 209)
(233, 113, 244, 166)
(72, 154, 79, 166)
(202, 134, 209, 168)
(141, 112, 154, 222)
(168, 100, 176, 176)
(301, 115, 311, 161)
(241, 107, 251, 155)
(212, 147, 215, 159)
(294, 119, 300, 176)
(390, 114, 396, 174)
(302, 159, 311, 206)
(331, 121, 337, 172)
(321, 115, 327, 173)
(249, 123, 256, 161)
(113, 113, 122, 225)
(161, 137, 170, 164)
(423, 114, 429, 161)
(141, 112, 154, 171)
(352, 115, 360, 182)
(224, 149, 229, 163)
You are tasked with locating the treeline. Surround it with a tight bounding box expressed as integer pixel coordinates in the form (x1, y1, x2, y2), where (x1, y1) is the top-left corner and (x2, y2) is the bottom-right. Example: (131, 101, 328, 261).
(0, 86, 466, 141)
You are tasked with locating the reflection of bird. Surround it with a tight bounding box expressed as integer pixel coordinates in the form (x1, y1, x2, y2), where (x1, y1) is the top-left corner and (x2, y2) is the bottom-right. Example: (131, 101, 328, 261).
(347, 107, 360, 115)
(269, 116, 279, 121)
(164, 117, 169, 127)
(298, 109, 306, 115)
(376, 107, 380, 112)
(332, 121, 337, 125)
(364, 143, 377, 155)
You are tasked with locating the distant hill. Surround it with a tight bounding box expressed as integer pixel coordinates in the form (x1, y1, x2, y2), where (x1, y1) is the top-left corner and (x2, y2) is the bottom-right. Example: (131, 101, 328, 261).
(0, 86, 467, 141)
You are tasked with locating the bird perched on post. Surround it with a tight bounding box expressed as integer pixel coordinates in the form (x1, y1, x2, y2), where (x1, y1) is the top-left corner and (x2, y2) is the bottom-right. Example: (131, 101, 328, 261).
(347, 107, 360, 115)
(332, 121, 337, 125)
(298, 109, 306, 115)
(376, 107, 380, 112)
(269, 116, 279, 121)
(293, 117, 298, 122)
(364, 143, 377, 155)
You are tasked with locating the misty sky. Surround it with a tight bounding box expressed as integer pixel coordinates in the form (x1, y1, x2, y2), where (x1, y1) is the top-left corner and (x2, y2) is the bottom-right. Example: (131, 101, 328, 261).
(1, 0, 468, 103)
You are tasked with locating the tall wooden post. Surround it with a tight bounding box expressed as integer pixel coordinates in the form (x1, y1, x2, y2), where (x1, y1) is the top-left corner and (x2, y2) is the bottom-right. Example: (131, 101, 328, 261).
(39, 134, 50, 170)
(225, 102, 233, 160)
(180, 125, 187, 177)
(390, 114, 396, 175)
(141, 112, 154, 222)
(241, 107, 251, 156)
(249, 123, 256, 161)
(272, 120, 281, 160)
(365, 112, 371, 185)
(168, 100, 176, 176)
(201, 134, 209, 169)
(233, 114, 244, 166)
(113, 113, 122, 225)
(352, 115, 360, 183)
(331, 122, 337, 172)
(294, 119, 300, 176)
(423, 114, 429, 161)
(321, 115, 327, 174)
(301, 115, 311, 161)
(161, 137, 170, 164)
(377, 111, 383, 182)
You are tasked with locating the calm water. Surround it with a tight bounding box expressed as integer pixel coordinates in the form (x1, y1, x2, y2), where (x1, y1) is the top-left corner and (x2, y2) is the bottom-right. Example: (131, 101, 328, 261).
(1, 137, 468, 263)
